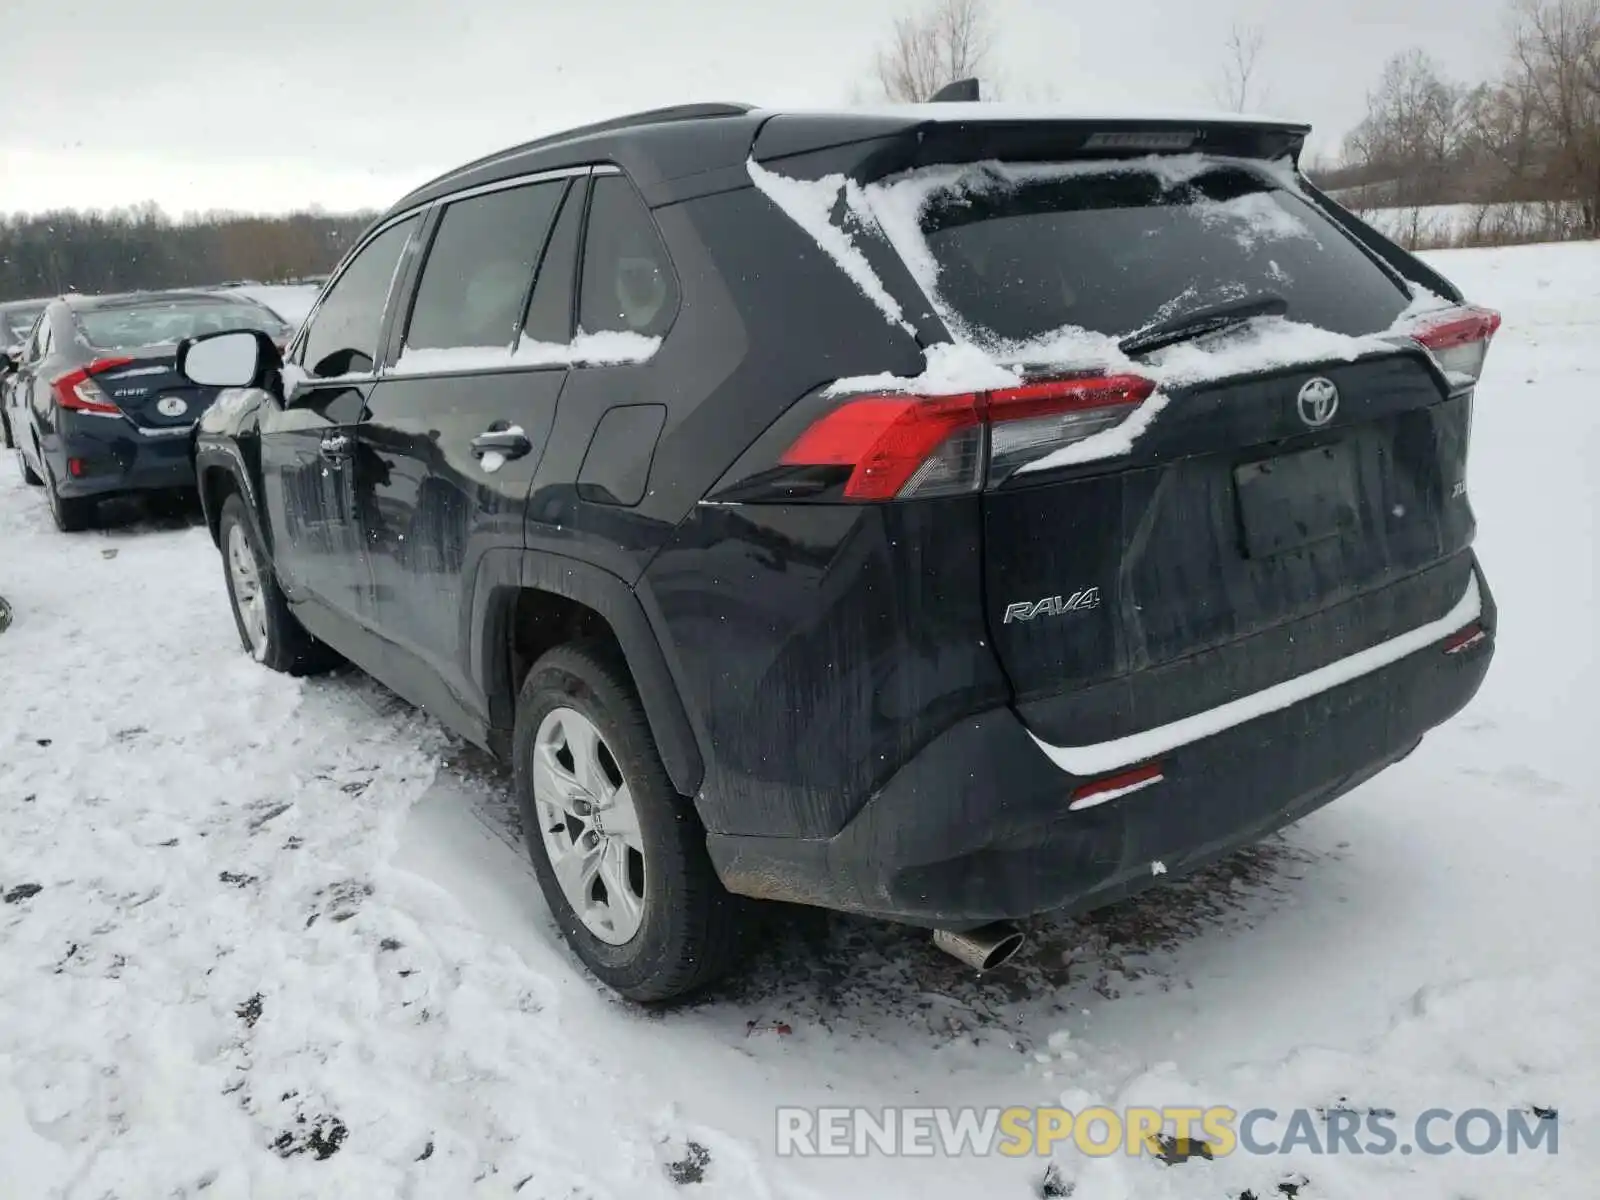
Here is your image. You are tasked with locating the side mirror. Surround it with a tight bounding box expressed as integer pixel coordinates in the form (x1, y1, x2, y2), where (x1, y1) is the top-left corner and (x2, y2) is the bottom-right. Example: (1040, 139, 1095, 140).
(176, 328, 281, 388)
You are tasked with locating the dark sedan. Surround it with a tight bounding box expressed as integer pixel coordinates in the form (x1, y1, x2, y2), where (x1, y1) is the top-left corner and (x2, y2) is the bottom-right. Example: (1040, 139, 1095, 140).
(4, 290, 292, 530)
(0, 297, 49, 449)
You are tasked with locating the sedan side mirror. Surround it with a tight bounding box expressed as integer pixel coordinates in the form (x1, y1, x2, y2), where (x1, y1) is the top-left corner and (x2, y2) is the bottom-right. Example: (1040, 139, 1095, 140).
(177, 328, 281, 388)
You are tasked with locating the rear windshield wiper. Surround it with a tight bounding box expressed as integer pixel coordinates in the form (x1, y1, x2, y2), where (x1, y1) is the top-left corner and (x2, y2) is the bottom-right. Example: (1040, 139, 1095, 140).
(1118, 294, 1289, 357)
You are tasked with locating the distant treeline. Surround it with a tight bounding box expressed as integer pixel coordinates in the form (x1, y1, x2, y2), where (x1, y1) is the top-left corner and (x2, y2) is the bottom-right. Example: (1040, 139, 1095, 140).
(0, 205, 378, 303)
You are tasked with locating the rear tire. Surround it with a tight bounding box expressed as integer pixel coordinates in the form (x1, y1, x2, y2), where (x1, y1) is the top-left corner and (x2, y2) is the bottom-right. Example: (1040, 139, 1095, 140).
(44, 467, 95, 532)
(218, 493, 340, 676)
(19, 445, 42, 486)
(514, 641, 753, 1003)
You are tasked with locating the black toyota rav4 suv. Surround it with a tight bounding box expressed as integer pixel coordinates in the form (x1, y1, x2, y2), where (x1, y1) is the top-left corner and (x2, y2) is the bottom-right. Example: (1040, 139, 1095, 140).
(181, 101, 1498, 1001)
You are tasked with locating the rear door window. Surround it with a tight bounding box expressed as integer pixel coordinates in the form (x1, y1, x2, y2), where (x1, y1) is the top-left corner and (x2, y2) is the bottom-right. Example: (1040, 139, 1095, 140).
(577, 174, 678, 339)
(404, 179, 567, 353)
(914, 162, 1410, 345)
(522, 182, 584, 345)
(300, 215, 418, 378)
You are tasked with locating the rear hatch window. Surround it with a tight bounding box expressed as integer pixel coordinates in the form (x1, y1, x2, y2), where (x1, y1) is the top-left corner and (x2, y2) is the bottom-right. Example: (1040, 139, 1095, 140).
(882, 158, 1412, 351)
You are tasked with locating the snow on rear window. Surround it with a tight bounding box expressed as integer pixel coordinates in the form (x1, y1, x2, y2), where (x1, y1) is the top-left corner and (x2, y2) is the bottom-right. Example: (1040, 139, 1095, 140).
(868, 157, 1409, 349)
(747, 160, 911, 333)
(1196, 191, 1317, 248)
(749, 154, 1457, 471)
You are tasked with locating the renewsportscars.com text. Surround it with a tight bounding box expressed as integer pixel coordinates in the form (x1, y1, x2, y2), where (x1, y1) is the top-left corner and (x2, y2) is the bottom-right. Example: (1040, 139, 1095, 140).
(774, 1105, 1559, 1158)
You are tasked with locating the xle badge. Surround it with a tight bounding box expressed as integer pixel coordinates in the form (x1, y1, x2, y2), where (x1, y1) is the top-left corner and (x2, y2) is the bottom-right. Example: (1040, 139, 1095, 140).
(1003, 587, 1102, 624)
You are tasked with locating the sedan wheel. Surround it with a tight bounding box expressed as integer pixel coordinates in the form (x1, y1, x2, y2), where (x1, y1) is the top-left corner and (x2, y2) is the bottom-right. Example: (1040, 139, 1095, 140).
(531, 706, 647, 945)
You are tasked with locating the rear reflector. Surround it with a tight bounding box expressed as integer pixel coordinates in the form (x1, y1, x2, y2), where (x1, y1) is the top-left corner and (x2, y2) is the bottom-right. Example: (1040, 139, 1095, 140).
(67, 457, 88, 478)
(1069, 762, 1166, 811)
(53, 357, 134, 415)
(781, 374, 1156, 501)
(1410, 306, 1501, 384)
(1441, 623, 1487, 655)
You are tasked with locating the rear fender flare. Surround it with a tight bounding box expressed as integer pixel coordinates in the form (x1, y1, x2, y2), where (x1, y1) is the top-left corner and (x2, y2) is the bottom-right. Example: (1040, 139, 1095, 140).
(481, 551, 706, 798)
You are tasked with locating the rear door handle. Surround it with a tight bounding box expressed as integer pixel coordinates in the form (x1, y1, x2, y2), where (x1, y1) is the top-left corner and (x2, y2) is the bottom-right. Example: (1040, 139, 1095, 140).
(471, 427, 532, 460)
(320, 432, 352, 459)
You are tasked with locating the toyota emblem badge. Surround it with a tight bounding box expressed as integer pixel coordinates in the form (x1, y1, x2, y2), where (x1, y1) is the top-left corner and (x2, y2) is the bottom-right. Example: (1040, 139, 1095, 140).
(1296, 377, 1339, 428)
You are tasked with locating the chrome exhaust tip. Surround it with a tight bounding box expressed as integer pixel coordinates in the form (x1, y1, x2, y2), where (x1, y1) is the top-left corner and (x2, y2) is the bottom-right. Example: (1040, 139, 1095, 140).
(931, 922, 1026, 971)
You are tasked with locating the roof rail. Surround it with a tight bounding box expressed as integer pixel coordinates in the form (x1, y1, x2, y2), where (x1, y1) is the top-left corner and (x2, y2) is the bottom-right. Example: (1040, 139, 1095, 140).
(409, 102, 757, 200)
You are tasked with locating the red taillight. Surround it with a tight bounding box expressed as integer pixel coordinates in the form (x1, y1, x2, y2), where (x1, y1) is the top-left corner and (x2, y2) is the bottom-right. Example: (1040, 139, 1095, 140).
(53, 357, 134, 415)
(1410, 306, 1501, 383)
(780, 374, 1156, 501)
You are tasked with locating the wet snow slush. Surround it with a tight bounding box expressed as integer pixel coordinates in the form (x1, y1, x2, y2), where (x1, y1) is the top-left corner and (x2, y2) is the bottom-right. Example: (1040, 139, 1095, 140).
(2, 243, 1596, 1199)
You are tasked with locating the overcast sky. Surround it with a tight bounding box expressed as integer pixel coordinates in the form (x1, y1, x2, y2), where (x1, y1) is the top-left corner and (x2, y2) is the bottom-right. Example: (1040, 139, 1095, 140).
(0, 0, 1512, 217)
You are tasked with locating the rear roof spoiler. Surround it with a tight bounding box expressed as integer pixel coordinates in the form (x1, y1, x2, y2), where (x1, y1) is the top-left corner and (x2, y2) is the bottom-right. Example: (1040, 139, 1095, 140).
(751, 113, 1311, 181)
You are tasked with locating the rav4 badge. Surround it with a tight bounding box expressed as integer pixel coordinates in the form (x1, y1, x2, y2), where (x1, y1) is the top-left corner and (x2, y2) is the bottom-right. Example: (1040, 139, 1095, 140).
(1003, 587, 1102, 624)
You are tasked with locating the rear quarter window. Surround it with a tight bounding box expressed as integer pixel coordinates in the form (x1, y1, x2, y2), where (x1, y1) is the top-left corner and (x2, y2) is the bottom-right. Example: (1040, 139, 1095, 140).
(911, 161, 1411, 346)
(577, 174, 679, 340)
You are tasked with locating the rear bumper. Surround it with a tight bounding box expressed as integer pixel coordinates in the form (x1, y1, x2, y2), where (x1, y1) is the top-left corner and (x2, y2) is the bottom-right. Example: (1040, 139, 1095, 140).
(707, 566, 1496, 928)
(48, 420, 197, 497)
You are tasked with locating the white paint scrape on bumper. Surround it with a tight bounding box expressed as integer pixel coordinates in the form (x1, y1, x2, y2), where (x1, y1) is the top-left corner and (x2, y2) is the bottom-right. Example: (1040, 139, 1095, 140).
(1028, 574, 1484, 777)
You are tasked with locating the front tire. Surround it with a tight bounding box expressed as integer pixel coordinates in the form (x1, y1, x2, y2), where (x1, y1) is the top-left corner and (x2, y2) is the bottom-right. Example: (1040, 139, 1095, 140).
(218, 493, 340, 675)
(514, 642, 752, 1002)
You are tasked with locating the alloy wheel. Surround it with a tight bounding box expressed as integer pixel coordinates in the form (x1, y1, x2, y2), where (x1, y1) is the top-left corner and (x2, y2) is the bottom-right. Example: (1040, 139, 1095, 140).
(531, 706, 647, 945)
(226, 522, 269, 659)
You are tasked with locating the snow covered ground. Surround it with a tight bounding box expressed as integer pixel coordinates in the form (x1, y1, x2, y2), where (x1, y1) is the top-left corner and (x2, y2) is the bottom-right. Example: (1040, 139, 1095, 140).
(1352, 202, 1583, 249)
(2, 242, 1596, 1199)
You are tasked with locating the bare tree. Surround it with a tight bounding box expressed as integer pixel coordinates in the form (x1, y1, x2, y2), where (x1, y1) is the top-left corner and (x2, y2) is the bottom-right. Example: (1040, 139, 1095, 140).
(1344, 49, 1465, 206)
(874, 0, 995, 103)
(1321, 0, 1600, 245)
(1213, 23, 1267, 113)
(1460, 76, 1542, 193)
(1505, 0, 1600, 233)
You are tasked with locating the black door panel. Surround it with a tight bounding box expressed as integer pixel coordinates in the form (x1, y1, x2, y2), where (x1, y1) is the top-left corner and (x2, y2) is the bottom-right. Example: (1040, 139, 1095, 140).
(258, 213, 420, 625)
(259, 383, 373, 617)
(356, 367, 564, 710)
(349, 175, 578, 720)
